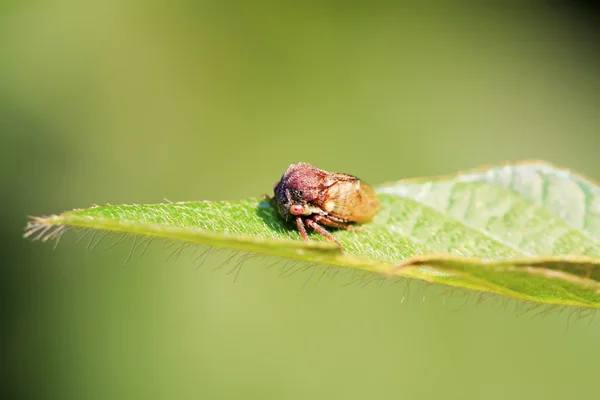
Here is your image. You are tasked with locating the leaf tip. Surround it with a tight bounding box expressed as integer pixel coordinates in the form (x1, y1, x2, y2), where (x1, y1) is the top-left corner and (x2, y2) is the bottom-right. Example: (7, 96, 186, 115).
(23, 214, 66, 242)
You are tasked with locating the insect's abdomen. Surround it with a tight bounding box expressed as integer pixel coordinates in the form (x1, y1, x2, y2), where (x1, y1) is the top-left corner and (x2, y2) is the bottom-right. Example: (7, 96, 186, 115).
(324, 180, 380, 223)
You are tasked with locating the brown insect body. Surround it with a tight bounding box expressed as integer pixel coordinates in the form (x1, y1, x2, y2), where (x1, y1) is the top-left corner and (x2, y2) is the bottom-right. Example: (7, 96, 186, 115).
(272, 162, 379, 247)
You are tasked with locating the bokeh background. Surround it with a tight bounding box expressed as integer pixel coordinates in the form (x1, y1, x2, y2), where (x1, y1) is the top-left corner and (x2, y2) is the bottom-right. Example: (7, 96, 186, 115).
(2, 1, 599, 399)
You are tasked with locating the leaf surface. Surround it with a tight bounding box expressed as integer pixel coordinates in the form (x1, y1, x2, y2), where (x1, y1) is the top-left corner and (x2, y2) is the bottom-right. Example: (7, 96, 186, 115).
(26, 162, 600, 308)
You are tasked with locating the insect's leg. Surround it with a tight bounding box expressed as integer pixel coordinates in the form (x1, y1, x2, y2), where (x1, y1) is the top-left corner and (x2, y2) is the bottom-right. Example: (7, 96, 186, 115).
(296, 216, 310, 242)
(312, 215, 360, 231)
(305, 218, 343, 248)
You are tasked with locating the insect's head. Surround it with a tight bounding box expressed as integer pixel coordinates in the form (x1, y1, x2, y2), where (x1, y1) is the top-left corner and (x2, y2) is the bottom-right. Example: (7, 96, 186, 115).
(273, 183, 309, 220)
(272, 162, 327, 220)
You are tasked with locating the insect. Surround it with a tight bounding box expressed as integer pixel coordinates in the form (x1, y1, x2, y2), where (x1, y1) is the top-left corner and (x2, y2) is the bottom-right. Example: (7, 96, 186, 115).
(271, 162, 379, 248)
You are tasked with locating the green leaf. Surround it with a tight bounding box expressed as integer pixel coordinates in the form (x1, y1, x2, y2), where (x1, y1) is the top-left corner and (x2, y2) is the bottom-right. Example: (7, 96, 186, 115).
(25, 161, 600, 309)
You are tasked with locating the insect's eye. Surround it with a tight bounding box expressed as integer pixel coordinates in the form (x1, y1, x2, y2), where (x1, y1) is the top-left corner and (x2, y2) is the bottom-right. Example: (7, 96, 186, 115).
(289, 204, 304, 216)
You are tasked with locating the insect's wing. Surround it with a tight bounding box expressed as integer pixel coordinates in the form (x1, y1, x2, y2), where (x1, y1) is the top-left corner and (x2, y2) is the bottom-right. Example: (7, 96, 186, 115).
(320, 173, 380, 223)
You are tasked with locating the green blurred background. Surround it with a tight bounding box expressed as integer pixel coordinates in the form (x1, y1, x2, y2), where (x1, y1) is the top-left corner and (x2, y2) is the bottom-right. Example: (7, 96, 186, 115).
(2, 1, 600, 399)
